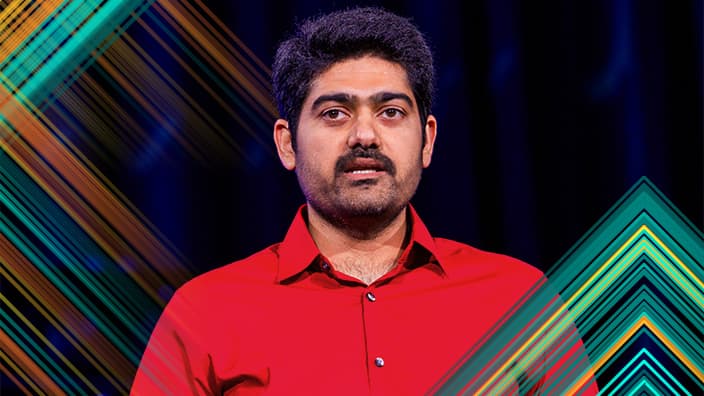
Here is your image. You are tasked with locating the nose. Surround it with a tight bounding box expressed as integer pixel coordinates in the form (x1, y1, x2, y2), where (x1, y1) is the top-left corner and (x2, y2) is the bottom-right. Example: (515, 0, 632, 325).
(347, 112, 380, 148)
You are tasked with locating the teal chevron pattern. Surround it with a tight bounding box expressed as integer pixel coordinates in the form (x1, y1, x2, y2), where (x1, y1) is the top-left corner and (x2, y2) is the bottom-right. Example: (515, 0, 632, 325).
(435, 178, 704, 394)
(553, 177, 704, 394)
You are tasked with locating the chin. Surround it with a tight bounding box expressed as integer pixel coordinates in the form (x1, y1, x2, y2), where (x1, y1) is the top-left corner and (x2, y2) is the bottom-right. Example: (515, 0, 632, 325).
(342, 204, 389, 218)
(338, 196, 404, 218)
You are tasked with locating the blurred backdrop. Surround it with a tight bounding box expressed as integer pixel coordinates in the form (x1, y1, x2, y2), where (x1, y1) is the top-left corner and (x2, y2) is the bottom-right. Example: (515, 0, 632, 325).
(126, 0, 702, 273)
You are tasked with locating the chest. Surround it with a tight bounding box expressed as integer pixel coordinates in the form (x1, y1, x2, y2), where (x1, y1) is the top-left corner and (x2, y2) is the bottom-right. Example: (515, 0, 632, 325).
(204, 277, 527, 394)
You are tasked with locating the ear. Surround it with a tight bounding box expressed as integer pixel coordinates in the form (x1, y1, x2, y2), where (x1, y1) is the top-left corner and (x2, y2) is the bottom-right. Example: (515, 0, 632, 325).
(421, 115, 437, 168)
(273, 119, 296, 170)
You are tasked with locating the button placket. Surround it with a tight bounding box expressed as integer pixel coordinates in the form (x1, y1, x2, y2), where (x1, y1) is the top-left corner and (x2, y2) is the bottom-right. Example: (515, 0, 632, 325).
(363, 287, 386, 381)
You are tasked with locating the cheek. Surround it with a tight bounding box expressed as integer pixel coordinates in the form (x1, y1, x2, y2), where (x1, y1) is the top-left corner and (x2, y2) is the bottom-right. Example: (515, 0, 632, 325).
(298, 131, 344, 157)
(388, 140, 424, 168)
(296, 145, 335, 176)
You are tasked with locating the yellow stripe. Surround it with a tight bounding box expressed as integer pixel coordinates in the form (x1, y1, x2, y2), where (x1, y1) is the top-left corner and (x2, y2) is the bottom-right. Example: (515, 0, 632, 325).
(1, 293, 101, 394)
(642, 316, 704, 382)
(643, 227, 704, 306)
(0, 327, 65, 395)
(567, 315, 704, 393)
(0, 1, 64, 62)
(0, 93, 172, 306)
(155, 0, 276, 116)
(565, 225, 649, 308)
(641, 241, 703, 307)
(1, 78, 191, 300)
(0, 355, 37, 395)
(0, 232, 133, 391)
(0, 0, 31, 31)
(477, 225, 669, 393)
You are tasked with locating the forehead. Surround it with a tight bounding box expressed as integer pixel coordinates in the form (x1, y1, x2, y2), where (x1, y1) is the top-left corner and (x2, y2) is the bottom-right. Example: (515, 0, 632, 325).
(305, 56, 414, 105)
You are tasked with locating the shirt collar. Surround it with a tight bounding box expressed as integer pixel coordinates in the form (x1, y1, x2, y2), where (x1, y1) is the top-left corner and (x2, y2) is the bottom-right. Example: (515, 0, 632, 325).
(276, 204, 446, 283)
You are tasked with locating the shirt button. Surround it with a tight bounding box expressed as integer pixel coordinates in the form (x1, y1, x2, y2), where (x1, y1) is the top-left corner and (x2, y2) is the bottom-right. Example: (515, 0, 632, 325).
(366, 291, 376, 302)
(374, 357, 385, 367)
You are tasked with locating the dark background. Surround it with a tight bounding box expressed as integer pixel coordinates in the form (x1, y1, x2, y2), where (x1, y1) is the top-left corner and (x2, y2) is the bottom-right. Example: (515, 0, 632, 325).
(121, 0, 703, 275)
(2, 2, 700, 394)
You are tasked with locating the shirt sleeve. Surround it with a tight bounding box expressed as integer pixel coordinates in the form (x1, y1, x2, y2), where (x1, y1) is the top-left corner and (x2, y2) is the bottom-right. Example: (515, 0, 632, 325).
(518, 296, 600, 395)
(526, 324, 599, 394)
(130, 291, 211, 395)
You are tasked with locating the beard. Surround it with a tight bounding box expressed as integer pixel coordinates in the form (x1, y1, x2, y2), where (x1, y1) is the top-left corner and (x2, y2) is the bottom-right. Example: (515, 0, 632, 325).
(295, 147, 422, 237)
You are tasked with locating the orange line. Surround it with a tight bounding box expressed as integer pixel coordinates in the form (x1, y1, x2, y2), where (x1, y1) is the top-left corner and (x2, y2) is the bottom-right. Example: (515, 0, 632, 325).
(158, 0, 274, 111)
(2, 71, 191, 286)
(191, 0, 272, 81)
(0, 0, 27, 30)
(132, 18, 267, 160)
(1, 292, 101, 394)
(70, 72, 157, 155)
(100, 36, 231, 157)
(153, 1, 276, 118)
(0, 233, 134, 392)
(0, 97, 165, 304)
(0, 83, 191, 303)
(0, 328, 66, 395)
(94, 52, 206, 161)
(641, 316, 703, 382)
(175, 0, 273, 94)
(52, 76, 144, 162)
(0, 1, 63, 62)
(0, 350, 36, 395)
(114, 32, 253, 160)
(568, 315, 704, 393)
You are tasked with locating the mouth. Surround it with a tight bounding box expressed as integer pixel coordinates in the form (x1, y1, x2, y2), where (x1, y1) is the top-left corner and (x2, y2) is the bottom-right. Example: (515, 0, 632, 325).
(342, 158, 387, 178)
(348, 169, 380, 175)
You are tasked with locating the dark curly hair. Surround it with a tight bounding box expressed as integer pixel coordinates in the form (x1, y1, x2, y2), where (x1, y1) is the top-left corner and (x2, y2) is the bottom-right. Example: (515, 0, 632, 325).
(272, 7, 435, 147)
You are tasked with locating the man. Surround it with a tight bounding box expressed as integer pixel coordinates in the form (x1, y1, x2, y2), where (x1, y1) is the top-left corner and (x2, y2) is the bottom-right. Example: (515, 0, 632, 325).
(132, 7, 598, 394)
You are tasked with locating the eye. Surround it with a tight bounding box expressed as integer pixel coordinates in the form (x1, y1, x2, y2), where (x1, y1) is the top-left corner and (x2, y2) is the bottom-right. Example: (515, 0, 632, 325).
(380, 108, 405, 119)
(321, 108, 348, 121)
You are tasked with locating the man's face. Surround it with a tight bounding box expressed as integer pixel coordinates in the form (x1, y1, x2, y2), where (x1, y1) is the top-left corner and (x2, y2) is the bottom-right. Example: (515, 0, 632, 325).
(274, 55, 436, 225)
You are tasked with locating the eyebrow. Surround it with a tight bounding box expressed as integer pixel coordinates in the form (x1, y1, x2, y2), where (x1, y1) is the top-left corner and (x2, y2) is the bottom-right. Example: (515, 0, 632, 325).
(370, 92, 413, 107)
(311, 93, 353, 110)
(310, 91, 414, 111)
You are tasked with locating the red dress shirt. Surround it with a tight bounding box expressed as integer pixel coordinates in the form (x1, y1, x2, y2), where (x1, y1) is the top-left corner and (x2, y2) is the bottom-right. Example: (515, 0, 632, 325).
(131, 205, 598, 395)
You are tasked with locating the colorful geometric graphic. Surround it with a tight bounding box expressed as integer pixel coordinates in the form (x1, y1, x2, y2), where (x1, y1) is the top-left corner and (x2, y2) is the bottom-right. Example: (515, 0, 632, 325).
(0, 1, 701, 394)
(1, 1, 272, 393)
(558, 178, 704, 394)
(436, 178, 704, 394)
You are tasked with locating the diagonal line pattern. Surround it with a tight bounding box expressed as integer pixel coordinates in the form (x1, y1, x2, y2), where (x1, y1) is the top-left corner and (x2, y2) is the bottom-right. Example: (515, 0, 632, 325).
(434, 178, 704, 394)
(1, 0, 273, 393)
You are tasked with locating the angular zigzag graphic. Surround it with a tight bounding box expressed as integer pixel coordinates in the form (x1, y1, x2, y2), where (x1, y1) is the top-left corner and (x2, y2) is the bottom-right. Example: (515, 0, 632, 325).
(436, 178, 704, 394)
(558, 178, 704, 394)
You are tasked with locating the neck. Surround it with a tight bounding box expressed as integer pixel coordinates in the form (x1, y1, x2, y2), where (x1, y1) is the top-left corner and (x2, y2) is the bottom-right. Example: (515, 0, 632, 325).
(306, 205, 410, 284)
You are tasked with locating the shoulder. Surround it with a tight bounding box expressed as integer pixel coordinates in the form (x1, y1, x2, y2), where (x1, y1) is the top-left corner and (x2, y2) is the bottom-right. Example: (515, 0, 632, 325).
(172, 242, 282, 304)
(433, 237, 544, 282)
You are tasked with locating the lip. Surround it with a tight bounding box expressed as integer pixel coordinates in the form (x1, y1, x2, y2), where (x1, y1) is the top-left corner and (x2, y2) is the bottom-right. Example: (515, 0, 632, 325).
(342, 158, 386, 172)
(340, 158, 387, 180)
(342, 169, 387, 181)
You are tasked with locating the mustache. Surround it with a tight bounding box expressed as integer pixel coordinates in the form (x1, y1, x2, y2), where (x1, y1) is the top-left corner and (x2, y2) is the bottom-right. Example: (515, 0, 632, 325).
(334, 147, 396, 176)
